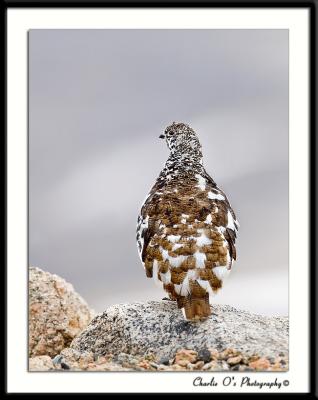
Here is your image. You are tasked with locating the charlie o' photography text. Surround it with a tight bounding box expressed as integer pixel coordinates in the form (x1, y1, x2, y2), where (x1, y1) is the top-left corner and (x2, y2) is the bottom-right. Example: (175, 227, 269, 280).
(193, 376, 289, 390)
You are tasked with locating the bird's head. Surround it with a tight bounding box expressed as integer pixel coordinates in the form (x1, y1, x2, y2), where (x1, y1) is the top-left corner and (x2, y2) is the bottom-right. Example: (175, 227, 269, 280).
(159, 122, 202, 155)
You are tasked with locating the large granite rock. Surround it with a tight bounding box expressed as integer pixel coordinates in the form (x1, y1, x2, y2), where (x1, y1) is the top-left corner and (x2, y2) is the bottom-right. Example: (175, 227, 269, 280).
(71, 300, 288, 361)
(29, 266, 94, 357)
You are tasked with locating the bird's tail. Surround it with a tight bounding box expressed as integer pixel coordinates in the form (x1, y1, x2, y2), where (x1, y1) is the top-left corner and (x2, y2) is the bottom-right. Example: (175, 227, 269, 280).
(183, 294, 211, 321)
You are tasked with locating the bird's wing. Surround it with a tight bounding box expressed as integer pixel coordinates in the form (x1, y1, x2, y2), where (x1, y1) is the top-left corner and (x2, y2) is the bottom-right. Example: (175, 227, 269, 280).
(136, 188, 159, 261)
(202, 171, 239, 262)
(136, 209, 152, 263)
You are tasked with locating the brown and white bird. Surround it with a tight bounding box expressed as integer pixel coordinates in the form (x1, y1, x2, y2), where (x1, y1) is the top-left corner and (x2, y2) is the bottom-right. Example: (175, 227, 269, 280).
(136, 122, 239, 321)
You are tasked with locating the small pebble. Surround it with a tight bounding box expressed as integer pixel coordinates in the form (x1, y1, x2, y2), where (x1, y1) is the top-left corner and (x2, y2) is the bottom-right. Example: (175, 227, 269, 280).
(194, 361, 204, 369)
(227, 355, 243, 365)
(138, 360, 150, 369)
(249, 354, 260, 362)
(186, 363, 196, 370)
(52, 355, 63, 365)
(61, 362, 70, 370)
(239, 366, 254, 372)
(171, 364, 186, 371)
(218, 349, 231, 360)
(208, 348, 219, 360)
(203, 362, 214, 370)
(175, 349, 197, 366)
(249, 357, 270, 370)
(158, 356, 170, 366)
(197, 348, 211, 363)
(221, 361, 230, 370)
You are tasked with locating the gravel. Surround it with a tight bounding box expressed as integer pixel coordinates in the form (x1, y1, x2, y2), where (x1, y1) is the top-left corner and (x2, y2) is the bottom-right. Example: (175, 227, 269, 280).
(29, 347, 289, 372)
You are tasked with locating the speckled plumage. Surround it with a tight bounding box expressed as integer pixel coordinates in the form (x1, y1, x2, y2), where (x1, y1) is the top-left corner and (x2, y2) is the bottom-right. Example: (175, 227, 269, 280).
(136, 122, 239, 321)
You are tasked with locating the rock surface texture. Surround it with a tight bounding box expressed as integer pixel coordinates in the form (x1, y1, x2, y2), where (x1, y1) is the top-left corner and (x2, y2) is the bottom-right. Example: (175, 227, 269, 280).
(71, 301, 288, 361)
(29, 266, 94, 357)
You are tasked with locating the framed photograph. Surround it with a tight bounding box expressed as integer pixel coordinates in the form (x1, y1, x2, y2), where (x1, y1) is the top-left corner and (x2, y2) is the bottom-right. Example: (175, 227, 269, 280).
(5, 1, 316, 396)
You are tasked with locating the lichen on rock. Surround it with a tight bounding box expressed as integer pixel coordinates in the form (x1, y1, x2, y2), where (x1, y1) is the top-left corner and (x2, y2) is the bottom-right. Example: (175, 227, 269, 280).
(70, 300, 288, 362)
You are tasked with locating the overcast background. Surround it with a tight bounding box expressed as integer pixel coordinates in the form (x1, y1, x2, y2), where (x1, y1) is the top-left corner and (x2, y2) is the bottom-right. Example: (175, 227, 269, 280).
(29, 29, 288, 316)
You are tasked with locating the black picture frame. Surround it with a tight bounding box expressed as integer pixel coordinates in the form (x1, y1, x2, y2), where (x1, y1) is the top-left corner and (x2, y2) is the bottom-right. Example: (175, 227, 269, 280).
(3, 0, 316, 397)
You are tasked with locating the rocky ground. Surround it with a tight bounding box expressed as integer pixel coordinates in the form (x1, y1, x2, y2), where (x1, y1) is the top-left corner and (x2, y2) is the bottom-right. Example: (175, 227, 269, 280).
(30, 347, 288, 372)
(28, 268, 289, 372)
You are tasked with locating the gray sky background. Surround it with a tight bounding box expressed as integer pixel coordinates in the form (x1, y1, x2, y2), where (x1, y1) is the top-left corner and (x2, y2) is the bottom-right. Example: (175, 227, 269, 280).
(29, 29, 288, 316)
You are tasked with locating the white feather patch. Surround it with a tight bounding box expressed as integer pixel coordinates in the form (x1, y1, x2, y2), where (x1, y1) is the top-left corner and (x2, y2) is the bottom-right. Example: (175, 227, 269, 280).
(195, 174, 206, 191)
(213, 266, 231, 281)
(169, 255, 187, 268)
(194, 251, 206, 268)
(174, 277, 190, 296)
(161, 248, 169, 260)
(187, 269, 197, 280)
(160, 247, 187, 268)
(137, 215, 150, 260)
(227, 210, 236, 231)
(152, 260, 162, 287)
(160, 270, 171, 284)
(181, 214, 189, 224)
(167, 234, 181, 243)
(196, 231, 212, 247)
(196, 279, 214, 297)
(208, 191, 225, 201)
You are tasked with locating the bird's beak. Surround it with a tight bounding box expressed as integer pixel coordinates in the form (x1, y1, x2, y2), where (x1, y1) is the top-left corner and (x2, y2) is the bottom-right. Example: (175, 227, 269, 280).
(159, 134, 165, 139)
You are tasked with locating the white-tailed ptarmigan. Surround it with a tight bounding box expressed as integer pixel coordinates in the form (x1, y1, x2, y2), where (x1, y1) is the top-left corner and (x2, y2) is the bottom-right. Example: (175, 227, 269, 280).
(136, 122, 239, 321)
